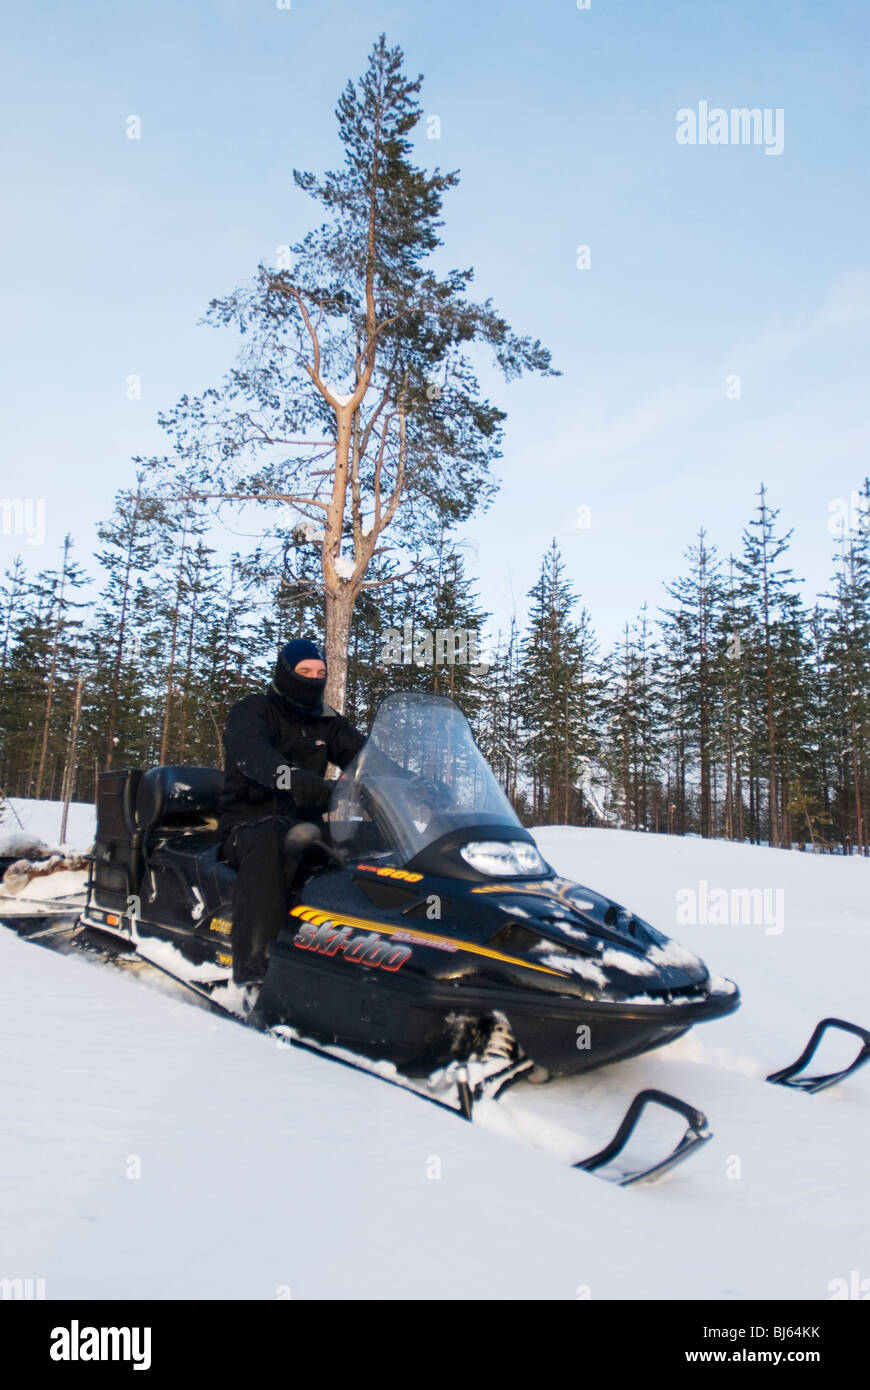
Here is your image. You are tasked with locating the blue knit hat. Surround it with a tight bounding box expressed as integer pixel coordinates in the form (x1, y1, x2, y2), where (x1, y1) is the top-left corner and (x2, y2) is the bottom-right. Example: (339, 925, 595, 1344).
(279, 639, 327, 673)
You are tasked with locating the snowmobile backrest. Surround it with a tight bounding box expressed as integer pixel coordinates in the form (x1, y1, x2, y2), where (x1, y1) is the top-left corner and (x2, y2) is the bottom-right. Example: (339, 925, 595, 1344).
(135, 766, 225, 833)
(92, 769, 145, 912)
(96, 769, 143, 841)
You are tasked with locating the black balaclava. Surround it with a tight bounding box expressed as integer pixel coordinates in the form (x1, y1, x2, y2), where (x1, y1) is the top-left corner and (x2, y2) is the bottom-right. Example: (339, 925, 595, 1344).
(271, 639, 328, 715)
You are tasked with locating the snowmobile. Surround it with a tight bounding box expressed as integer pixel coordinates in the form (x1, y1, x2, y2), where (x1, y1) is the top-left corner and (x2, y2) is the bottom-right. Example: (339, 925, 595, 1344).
(64, 691, 868, 1183)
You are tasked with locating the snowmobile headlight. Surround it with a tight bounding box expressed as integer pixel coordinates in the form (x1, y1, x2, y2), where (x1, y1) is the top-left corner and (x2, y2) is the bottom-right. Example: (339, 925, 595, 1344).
(459, 841, 548, 876)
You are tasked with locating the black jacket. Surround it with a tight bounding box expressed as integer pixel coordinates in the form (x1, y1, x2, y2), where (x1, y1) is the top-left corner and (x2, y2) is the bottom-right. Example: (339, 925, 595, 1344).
(218, 685, 366, 831)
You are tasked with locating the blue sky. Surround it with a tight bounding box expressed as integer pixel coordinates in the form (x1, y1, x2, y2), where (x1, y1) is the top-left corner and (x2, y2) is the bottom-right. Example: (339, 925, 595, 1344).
(1, 0, 867, 645)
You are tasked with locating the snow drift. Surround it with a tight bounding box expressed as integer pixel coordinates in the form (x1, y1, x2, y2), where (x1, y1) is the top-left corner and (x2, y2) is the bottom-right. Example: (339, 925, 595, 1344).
(0, 825, 867, 1299)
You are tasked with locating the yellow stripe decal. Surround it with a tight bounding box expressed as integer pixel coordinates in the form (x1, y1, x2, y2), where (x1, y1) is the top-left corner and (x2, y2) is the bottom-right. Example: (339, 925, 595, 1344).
(289, 905, 568, 977)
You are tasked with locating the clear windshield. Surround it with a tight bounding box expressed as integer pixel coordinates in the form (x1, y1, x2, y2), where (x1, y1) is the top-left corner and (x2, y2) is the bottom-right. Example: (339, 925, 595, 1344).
(328, 692, 522, 865)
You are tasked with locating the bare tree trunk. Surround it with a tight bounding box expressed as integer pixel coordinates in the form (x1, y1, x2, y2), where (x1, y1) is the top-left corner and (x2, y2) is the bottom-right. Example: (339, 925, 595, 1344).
(760, 536, 780, 849)
(847, 672, 865, 854)
(723, 721, 734, 840)
(177, 582, 200, 763)
(159, 528, 188, 765)
(105, 484, 143, 770)
(324, 586, 355, 714)
(60, 675, 84, 844)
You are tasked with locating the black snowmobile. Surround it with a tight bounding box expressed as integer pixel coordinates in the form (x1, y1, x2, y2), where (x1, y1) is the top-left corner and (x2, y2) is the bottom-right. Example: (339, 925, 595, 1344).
(76, 691, 868, 1184)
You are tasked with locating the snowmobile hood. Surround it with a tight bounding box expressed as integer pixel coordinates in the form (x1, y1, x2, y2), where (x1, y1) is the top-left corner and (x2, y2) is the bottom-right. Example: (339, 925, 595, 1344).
(474, 876, 726, 1003)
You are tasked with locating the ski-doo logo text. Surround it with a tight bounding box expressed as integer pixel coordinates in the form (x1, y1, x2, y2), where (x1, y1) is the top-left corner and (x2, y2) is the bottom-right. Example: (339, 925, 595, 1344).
(292, 910, 412, 971)
(50, 1320, 151, 1371)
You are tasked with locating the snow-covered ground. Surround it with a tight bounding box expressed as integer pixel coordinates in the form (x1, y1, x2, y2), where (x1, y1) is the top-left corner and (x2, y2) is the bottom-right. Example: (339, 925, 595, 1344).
(0, 825, 867, 1299)
(0, 798, 95, 856)
(0, 800, 93, 914)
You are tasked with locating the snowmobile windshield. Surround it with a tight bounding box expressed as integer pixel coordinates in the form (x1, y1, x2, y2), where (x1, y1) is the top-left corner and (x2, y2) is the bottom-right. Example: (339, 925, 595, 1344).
(328, 691, 526, 868)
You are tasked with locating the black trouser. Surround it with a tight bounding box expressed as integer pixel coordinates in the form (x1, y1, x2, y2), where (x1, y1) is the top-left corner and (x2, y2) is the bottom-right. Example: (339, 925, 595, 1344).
(222, 815, 311, 984)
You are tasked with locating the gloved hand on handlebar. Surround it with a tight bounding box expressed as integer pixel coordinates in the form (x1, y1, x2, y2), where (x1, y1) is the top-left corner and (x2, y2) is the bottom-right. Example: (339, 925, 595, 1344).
(290, 767, 333, 811)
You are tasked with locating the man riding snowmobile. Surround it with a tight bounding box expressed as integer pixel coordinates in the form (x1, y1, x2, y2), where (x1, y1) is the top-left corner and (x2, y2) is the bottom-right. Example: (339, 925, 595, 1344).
(218, 639, 365, 985)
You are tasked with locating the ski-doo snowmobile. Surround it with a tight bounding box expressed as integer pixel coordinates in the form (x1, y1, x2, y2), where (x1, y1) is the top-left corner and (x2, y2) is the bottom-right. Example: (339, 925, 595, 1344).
(76, 692, 756, 1182)
(84, 691, 741, 1072)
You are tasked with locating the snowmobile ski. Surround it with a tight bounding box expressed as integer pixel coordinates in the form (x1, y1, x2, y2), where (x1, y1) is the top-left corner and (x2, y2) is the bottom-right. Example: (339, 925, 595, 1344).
(572, 1088, 711, 1185)
(766, 1017, 870, 1094)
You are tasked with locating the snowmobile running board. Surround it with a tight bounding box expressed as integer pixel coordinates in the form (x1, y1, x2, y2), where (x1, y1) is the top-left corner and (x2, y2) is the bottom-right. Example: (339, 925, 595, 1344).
(273, 1027, 711, 1187)
(766, 1017, 870, 1094)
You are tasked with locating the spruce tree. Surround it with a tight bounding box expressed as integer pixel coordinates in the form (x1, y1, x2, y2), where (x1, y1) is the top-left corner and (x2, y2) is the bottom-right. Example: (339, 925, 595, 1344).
(736, 485, 807, 847)
(823, 478, 870, 852)
(660, 531, 723, 837)
(602, 608, 664, 832)
(30, 537, 89, 800)
(89, 479, 169, 771)
(518, 542, 598, 824)
(475, 617, 522, 807)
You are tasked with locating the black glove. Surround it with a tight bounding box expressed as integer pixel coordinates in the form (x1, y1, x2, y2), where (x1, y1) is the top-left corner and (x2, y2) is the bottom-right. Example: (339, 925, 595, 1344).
(290, 767, 332, 811)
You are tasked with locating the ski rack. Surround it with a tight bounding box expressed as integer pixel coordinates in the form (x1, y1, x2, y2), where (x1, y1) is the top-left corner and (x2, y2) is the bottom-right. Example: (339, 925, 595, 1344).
(766, 1017, 870, 1094)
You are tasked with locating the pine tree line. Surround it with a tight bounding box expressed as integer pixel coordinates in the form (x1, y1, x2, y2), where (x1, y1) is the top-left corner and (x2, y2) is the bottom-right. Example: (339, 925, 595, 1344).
(516, 483, 870, 853)
(0, 480, 867, 854)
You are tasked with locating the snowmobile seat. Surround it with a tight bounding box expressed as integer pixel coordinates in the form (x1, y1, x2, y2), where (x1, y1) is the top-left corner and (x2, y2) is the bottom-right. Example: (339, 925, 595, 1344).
(135, 766, 225, 836)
